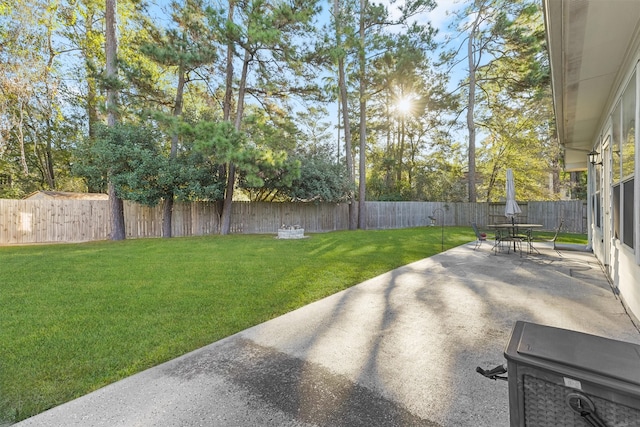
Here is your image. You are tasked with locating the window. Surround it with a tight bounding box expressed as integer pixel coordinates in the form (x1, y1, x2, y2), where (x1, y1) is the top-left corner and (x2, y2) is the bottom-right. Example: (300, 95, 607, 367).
(613, 185, 620, 240)
(611, 72, 636, 250)
(592, 152, 602, 229)
(613, 102, 621, 182)
(623, 179, 634, 248)
(622, 73, 636, 179)
(621, 73, 636, 249)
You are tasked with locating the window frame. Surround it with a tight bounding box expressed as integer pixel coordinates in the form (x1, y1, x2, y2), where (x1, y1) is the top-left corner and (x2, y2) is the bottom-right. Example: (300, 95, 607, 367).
(610, 71, 637, 253)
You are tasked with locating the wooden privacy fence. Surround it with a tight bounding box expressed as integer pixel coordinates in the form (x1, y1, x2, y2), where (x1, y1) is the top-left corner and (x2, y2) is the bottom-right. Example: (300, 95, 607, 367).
(0, 199, 586, 245)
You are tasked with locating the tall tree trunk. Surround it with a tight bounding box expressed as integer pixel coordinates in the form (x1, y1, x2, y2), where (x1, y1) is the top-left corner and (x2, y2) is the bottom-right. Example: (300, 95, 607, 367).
(44, 23, 56, 189)
(162, 62, 186, 238)
(87, 79, 98, 139)
(18, 102, 28, 175)
(222, 2, 235, 123)
(86, 10, 99, 141)
(397, 118, 405, 184)
(218, 1, 235, 229)
(466, 13, 479, 203)
(357, 0, 366, 229)
(105, 0, 118, 137)
(334, 0, 356, 230)
(220, 49, 250, 235)
(106, 0, 125, 240)
(161, 162, 175, 238)
(45, 117, 55, 188)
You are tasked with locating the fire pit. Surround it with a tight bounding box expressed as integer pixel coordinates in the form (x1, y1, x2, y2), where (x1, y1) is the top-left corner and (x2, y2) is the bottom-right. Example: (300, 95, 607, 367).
(277, 225, 305, 239)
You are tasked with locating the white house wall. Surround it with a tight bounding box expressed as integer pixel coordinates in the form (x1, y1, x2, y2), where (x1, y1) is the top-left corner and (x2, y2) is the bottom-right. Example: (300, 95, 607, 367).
(590, 51, 640, 324)
(613, 242, 640, 321)
(543, 0, 640, 323)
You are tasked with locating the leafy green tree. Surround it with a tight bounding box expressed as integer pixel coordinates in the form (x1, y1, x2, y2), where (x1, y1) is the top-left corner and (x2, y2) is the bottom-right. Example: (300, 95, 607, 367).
(362, 16, 456, 201)
(74, 122, 224, 205)
(0, 0, 565, 208)
(444, 0, 554, 202)
(477, 99, 555, 201)
(472, 2, 559, 202)
(208, 0, 321, 234)
(239, 150, 301, 201)
(140, 0, 218, 237)
(474, 2, 560, 202)
(73, 124, 161, 202)
(0, 0, 84, 197)
(325, 0, 441, 211)
(288, 143, 350, 202)
(280, 106, 351, 202)
(185, 118, 299, 204)
(234, 106, 351, 202)
(236, 107, 301, 201)
(418, 144, 468, 202)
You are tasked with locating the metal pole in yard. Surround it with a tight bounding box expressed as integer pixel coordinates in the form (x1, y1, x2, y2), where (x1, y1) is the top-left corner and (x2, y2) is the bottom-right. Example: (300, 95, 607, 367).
(433, 208, 444, 252)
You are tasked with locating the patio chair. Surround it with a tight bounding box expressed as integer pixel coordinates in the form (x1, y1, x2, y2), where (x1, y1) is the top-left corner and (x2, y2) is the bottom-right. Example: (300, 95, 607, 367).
(530, 218, 563, 251)
(493, 228, 523, 256)
(511, 220, 538, 254)
(471, 222, 487, 249)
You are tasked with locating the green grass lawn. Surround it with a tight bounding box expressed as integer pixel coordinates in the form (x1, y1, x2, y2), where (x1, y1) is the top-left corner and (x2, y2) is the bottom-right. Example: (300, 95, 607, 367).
(0, 226, 588, 423)
(0, 227, 470, 423)
(531, 230, 589, 244)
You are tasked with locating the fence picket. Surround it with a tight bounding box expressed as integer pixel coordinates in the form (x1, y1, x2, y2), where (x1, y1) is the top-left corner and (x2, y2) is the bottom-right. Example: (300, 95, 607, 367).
(0, 199, 587, 245)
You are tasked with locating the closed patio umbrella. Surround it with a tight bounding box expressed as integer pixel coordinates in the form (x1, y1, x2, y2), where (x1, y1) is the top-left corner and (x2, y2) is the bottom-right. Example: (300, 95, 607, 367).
(505, 168, 521, 221)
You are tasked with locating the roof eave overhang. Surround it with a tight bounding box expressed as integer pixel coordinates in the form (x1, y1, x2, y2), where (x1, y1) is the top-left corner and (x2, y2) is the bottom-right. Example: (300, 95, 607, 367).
(542, 0, 640, 172)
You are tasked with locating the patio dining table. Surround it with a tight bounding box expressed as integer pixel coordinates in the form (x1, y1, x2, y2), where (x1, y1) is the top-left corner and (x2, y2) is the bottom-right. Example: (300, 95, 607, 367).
(487, 223, 543, 253)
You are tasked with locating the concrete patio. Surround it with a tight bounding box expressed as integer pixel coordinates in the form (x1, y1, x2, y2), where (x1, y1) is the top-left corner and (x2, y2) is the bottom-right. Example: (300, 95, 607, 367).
(15, 240, 640, 426)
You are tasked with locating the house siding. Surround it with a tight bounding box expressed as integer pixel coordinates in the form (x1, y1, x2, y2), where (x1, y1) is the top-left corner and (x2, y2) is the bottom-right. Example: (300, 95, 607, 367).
(613, 243, 640, 324)
(590, 49, 640, 324)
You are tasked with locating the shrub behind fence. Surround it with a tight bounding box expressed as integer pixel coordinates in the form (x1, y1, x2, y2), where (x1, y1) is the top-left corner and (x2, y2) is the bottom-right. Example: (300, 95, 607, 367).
(0, 199, 586, 245)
